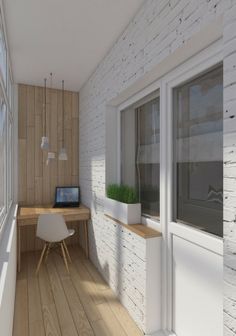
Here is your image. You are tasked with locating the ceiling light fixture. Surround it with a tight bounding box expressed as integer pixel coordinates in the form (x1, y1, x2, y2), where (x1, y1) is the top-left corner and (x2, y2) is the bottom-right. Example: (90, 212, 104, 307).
(41, 78, 49, 150)
(46, 73, 56, 164)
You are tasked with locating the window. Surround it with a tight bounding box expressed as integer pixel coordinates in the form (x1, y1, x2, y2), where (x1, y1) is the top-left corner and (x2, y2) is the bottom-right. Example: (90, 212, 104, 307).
(121, 92, 160, 218)
(0, 95, 6, 223)
(173, 65, 223, 237)
(7, 115, 13, 207)
(7, 68, 13, 109)
(0, 13, 7, 86)
(0, 9, 14, 230)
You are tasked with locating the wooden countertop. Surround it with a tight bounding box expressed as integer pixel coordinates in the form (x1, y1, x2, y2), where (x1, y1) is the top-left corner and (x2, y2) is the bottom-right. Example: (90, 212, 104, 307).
(17, 204, 90, 226)
(18, 204, 90, 219)
(105, 214, 162, 239)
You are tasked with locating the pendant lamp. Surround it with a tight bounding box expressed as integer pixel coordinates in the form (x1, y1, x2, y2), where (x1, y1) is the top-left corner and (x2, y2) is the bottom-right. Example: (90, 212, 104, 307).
(58, 80, 68, 160)
(46, 73, 56, 163)
(41, 78, 49, 150)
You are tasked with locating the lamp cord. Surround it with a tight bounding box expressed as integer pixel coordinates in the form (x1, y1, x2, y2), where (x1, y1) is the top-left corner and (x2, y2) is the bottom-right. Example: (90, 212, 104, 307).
(44, 78, 47, 136)
(62, 80, 65, 146)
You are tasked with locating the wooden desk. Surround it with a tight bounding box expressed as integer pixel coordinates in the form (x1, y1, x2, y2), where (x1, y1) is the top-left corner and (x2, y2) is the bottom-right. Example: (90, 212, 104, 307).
(17, 204, 90, 272)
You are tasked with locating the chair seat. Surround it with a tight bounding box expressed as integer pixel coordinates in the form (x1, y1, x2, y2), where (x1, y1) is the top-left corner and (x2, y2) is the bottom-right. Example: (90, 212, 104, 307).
(36, 213, 76, 242)
(36, 214, 76, 275)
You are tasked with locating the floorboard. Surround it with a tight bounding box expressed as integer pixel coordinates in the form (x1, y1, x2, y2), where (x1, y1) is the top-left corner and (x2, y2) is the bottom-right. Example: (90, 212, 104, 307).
(38, 257, 62, 336)
(27, 253, 45, 336)
(13, 245, 143, 336)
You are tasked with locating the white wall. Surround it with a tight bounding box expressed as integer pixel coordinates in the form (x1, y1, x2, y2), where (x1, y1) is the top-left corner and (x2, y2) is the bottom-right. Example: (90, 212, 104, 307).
(223, 4, 236, 336)
(79, 0, 236, 333)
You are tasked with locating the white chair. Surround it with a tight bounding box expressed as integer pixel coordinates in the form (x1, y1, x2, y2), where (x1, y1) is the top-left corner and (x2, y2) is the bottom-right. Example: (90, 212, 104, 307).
(35, 213, 75, 275)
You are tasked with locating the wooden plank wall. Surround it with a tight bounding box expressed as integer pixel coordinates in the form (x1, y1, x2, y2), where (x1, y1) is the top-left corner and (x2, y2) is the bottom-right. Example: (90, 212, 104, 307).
(18, 84, 79, 251)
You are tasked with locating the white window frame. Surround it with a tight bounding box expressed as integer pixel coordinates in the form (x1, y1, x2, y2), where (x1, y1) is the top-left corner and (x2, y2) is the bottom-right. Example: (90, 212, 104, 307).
(117, 79, 162, 231)
(116, 39, 224, 334)
(162, 39, 223, 334)
(0, 1, 15, 234)
(0, 10, 7, 87)
(0, 96, 7, 225)
(7, 111, 13, 209)
(7, 66, 13, 110)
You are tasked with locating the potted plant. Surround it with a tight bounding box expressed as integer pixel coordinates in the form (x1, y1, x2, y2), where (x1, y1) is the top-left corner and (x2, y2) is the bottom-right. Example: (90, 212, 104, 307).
(104, 184, 141, 224)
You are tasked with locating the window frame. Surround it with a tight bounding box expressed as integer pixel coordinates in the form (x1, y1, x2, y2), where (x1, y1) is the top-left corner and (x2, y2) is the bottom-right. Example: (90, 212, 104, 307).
(116, 40, 223, 237)
(0, 95, 6, 224)
(165, 51, 223, 237)
(117, 80, 162, 231)
(163, 41, 223, 332)
(108, 34, 224, 334)
(7, 111, 13, 209)
(7, 66, 13, 110)
(0, 10, 7, 87)
(120, 90, 161, 219)
(0, 3, 14, 233)
(172, 64, 223, 237)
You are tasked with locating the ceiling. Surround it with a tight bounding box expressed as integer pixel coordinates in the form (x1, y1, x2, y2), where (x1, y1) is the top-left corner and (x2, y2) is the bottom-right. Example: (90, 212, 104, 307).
(3, 0, 144, 91)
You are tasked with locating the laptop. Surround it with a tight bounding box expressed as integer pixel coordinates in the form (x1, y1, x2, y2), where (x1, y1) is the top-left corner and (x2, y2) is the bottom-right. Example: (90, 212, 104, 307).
(53, 186, 80, 208)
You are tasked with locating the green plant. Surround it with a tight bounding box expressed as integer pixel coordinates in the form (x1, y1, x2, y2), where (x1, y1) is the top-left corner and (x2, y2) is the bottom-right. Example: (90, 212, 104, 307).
(107, 184, 138, 204)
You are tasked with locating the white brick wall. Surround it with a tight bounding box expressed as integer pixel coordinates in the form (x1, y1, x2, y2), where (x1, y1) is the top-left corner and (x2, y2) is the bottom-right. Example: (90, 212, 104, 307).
(224, 2, 236, 335)
(79, 0, 236, 333)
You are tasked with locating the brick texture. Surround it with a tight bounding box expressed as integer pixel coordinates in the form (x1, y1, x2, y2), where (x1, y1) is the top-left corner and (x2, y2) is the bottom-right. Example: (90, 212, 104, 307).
(224, 2, 236, 335)
(79, 0, 236, 333)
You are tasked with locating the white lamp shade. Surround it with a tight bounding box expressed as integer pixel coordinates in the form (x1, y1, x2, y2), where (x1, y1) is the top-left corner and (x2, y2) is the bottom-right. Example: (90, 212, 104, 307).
(47, 152, 56, 159)
(41, 136, 49, 150)
(58, 147, 68, 160)
(46, 152, 56, 165)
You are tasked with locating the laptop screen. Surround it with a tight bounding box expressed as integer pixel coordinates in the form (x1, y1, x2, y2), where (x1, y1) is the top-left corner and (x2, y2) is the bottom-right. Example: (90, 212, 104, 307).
(55, 187, 80, 205)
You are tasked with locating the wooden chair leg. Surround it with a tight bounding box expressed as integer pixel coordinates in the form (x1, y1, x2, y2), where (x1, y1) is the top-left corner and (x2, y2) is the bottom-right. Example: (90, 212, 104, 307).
(63, 240, 72, 263)
(60, 243, 69, 273)
(44, 242, 51, 263)
(36, 243, 47, 275)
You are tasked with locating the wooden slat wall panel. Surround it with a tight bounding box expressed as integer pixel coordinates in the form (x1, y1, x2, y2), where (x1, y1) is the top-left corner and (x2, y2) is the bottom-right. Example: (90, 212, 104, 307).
(26, 127, 35, 205)
(35, 115, 43, 178)
(18, 84, 79, 252)
(72, 92, 79, 185)
(27, 86, 35, 127)
(35, 177, 43, 205)
(18, 139, 27, 203)
(18, 85, 27, 139)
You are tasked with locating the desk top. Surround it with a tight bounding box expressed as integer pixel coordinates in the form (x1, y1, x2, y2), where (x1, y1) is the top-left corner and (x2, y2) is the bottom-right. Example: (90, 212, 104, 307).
(17, 204, 90, 224)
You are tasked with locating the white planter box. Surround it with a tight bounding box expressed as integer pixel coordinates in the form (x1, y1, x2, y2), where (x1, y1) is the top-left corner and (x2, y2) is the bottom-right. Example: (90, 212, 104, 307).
(104, 197, 141, 224)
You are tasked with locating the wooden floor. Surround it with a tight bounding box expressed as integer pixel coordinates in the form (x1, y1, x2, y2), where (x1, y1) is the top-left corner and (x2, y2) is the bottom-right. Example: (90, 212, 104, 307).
(13, 245, 143, 336)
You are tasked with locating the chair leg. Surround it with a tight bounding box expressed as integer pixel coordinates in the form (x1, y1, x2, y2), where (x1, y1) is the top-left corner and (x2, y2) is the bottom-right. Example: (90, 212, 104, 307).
(36, 243, 47, 275)
(63, 240, 72, 263)
(44, 242, 51, 263)
(60, 242, 69, 273)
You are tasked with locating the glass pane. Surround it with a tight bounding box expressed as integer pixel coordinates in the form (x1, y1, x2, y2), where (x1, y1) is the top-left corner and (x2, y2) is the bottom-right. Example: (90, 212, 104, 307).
(0, 99, 6, 219)
(8, 68, 12, 108)
(8, 119, 12, 206)
(121, 93, 160, 218)
(136, 98, 160, 217)
(0, 15, 7, 85)
(173, 65, 223, 237)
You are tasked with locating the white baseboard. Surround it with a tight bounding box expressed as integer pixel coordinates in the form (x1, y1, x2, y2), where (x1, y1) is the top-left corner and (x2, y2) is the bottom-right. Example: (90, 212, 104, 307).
(145, 331, 165, 336)
(145, 331, 176, 336)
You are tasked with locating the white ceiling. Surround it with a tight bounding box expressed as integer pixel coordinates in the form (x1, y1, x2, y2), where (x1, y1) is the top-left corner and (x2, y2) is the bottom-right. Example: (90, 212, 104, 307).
(3, 0, 144, 91)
